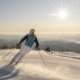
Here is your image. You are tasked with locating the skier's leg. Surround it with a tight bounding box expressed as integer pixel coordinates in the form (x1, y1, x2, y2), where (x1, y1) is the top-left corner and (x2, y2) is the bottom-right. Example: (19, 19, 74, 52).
(9, 44, 25, 65)
(15, 45, 32, 65)
(9, 52, 20, 64)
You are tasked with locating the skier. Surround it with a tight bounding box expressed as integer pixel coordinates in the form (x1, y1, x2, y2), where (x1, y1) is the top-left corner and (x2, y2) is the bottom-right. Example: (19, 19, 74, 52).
(9, 29, 39, 65)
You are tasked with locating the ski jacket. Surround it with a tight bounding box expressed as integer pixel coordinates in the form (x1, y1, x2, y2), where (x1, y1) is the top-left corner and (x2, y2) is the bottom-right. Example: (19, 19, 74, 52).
(19, 34, 39, 48)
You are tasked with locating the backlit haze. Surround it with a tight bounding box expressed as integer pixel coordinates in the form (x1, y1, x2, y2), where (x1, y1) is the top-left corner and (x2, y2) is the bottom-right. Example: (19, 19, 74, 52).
(0, 0, 80, 42)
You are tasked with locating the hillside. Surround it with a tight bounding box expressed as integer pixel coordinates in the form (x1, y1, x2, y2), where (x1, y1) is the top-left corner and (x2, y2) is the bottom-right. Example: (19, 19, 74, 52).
(0, 49, 80, 80)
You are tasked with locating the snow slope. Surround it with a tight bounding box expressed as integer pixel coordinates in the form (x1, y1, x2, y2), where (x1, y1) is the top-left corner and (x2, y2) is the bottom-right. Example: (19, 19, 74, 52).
(0, 49, 80, 80)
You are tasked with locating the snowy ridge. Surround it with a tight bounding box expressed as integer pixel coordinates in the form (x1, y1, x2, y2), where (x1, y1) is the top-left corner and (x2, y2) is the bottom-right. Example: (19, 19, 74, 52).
(0, 49, 80, 80)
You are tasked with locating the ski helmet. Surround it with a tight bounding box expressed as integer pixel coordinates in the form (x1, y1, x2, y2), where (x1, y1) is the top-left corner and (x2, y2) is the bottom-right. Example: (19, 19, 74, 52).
(29, 29, 35, 34)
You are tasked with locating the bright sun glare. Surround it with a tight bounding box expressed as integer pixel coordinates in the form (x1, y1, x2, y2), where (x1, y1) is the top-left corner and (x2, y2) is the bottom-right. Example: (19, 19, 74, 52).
(59, 11, 67, 18)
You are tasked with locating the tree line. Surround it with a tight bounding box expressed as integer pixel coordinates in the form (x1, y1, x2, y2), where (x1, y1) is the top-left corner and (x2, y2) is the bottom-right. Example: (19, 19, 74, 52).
(0, 43, 21, 49)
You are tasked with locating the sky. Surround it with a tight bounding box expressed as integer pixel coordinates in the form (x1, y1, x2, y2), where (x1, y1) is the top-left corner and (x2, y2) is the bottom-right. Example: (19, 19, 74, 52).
(0, 0, 80, 36)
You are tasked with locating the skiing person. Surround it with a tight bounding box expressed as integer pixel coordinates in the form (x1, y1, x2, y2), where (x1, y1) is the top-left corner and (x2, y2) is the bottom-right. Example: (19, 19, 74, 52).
(9, 29, 39, 65)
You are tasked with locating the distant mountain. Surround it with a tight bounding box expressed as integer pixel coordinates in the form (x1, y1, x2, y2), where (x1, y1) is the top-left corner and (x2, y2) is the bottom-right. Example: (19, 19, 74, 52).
(0, 39, 19, 48)
(39, 41, 80, 53)
(0, 39, 80, 53)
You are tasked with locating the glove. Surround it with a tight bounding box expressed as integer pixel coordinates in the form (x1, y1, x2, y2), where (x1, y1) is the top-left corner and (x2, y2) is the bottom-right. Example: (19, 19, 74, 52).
(35, 47, 40, 51)
(18, 43, 21, 45)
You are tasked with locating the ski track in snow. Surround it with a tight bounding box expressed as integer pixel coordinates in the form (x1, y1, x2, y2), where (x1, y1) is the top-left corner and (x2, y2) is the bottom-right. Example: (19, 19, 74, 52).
(0, 49, 80, 80)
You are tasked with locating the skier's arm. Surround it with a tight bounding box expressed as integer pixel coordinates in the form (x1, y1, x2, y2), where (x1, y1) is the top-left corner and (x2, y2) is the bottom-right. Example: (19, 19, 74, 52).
(19, 35, 28, 45)
(34, 37, 39, 49)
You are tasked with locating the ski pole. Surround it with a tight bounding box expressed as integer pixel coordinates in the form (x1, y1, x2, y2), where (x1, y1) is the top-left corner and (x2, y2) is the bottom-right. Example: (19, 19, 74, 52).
(2, 49, 14, 59)
(38, 51, 46, 66)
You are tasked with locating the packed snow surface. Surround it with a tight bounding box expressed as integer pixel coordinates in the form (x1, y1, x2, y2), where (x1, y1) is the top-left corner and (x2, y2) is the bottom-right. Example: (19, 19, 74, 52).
(0, 49, 80, 80)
